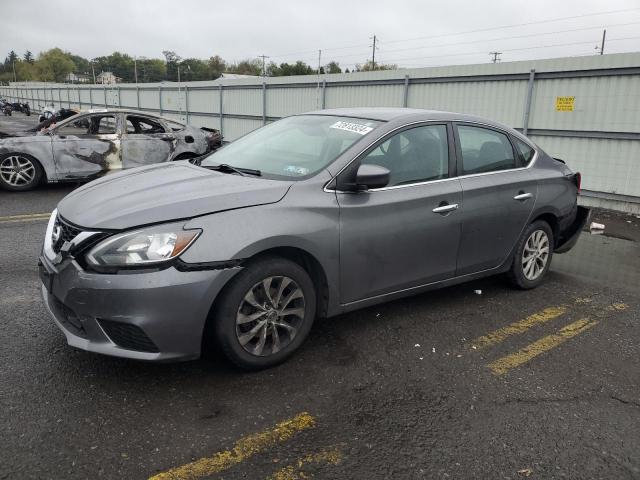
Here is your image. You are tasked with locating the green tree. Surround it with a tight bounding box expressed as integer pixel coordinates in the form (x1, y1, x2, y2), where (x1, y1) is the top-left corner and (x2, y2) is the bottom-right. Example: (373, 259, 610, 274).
(23, 51, 34, 64)
(162, 50, 181, 81)
(69, 54, 90, 75)
(227, 59, 262, 76)
(138, 58, 166, 82)
(16, 61, 36, 81)
(180, 58, 210, 81)
(35, 48, 75, 82)
(326, 61, 342, 74)
(355, 61, 397, 72)
(207, 55, 226, 79)
(93, 52, 135, 82)
(269, 60, 315, 76)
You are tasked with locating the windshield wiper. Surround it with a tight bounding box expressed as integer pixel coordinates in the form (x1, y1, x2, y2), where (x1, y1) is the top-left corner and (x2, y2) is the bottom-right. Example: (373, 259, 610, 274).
(202, 163, 261, 177)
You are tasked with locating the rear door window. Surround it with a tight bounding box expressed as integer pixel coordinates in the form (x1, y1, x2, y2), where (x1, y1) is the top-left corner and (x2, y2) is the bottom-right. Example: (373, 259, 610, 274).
(457, 125, 516, 175)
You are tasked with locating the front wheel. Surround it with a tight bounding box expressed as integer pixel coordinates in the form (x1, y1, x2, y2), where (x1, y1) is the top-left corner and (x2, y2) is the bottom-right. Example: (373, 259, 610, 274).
(0, 153, 44, 191)
(507, 220, 554, 289)
(211, 257, 317, 370)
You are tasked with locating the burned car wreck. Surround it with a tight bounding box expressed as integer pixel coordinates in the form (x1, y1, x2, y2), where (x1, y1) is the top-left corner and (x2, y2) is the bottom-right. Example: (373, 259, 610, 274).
(0, 109, 222, 190)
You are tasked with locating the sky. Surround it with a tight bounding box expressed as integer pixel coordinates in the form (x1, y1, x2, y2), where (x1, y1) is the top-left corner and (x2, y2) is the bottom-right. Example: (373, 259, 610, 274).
(3, 0, 640, 70)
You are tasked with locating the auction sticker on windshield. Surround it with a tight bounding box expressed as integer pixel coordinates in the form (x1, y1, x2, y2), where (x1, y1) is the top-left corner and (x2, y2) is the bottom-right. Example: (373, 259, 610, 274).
(330, 121, 374, 135)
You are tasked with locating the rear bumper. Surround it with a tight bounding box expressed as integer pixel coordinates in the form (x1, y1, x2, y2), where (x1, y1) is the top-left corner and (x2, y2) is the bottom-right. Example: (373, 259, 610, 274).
(555, 206, 591, 254)
(40, 254, 239, 362)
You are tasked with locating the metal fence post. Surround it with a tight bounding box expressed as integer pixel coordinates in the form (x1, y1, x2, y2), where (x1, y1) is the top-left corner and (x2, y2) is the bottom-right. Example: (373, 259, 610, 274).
(522, 69, 536, 136)
(136, 85, 140, 110)
(117, 86, 121, 107)
(262, 82, 267, 125)
(185, 85, 190, 124)
(57, 87, 62, 109)
(403, 75, 410, 108)
(158, 85, 163, 116)
(89, 87, 93, 109)
(321, 79, 326, 109)
(103, 85, 107, 107)
(77, 85, 81, 108)
(219, 84, 224, 135)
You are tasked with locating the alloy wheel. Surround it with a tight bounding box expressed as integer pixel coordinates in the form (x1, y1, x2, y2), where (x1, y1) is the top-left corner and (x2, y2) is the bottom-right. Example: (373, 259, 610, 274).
(0, 155, 36, 187)
(522, 229, 550, 280)
(235, 276, 306, 357)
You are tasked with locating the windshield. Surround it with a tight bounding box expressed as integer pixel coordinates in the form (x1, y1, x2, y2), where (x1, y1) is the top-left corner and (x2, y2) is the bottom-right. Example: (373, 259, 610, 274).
(201, 115, 381, 179)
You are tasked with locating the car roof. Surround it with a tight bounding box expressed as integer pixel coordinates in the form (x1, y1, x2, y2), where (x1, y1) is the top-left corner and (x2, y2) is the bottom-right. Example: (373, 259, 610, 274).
(301, 107, 514, 131)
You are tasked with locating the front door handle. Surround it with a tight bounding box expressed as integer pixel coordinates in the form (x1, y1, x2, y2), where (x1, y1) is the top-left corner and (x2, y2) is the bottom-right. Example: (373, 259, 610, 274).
(514, 192, 533, 201)
(432, 203, 459, 214)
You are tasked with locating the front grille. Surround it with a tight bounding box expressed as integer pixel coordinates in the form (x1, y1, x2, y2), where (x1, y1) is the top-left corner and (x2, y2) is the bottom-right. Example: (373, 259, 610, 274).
(98, 319, 159, 353)
(52, 215, 83, 253)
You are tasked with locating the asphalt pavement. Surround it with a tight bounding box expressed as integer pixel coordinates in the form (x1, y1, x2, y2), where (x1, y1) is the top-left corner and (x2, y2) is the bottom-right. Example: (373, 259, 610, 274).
(1, 112, 639, 480)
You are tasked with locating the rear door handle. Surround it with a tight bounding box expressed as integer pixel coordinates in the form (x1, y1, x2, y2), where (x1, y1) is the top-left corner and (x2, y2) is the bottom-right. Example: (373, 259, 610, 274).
(432, 203, 459, 214)
(514, 192, 533, 201)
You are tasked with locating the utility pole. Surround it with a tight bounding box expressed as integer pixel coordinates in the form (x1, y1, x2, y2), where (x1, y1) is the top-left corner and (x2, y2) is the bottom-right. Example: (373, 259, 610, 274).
(489, 51, 502, 63)
(91, 62, 96, 84)
(596, 29, 607, 55)
(134, 56, 138, 84)
(12, 61, 17, 82)
(371, 34, 378, 70)
(258, 55, 269, 77)
(316, 49, 322, 109)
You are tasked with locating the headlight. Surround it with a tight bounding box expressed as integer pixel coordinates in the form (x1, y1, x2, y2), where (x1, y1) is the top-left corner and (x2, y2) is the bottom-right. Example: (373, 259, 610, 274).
(86, 223, 200, 268)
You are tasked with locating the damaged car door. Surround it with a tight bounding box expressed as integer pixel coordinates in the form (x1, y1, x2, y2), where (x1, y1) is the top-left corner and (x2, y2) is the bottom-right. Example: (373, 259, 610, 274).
(121, 114, 175, 168)
(50, 113, 122, 180)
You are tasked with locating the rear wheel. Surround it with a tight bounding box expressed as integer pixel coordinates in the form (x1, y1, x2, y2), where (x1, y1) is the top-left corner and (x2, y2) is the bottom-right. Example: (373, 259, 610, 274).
(507, 220, 554, 289)
(211, 257, 316, 370)
(0, 153, 44, 191)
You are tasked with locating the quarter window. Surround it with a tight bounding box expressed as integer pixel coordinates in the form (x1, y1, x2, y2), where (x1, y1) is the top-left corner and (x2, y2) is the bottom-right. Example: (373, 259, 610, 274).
(515, 138, 536, 166)
(361, 124, 449, 187)
(126, 116, 166, 134)
(457, 125, 515, 174)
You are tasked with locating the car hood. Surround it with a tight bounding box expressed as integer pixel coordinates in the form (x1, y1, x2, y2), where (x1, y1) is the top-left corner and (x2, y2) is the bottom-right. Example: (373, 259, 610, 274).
(0, 130, 38, 139)
(57, 162, 292, 230)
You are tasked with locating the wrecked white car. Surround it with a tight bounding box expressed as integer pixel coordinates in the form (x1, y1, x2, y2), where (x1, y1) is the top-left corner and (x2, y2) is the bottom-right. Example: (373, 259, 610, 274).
(0, 109, 222, 191)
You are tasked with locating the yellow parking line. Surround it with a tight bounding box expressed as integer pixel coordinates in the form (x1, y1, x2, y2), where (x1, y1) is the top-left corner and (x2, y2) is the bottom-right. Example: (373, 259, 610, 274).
(267, 447, 343, 480)
(0, 212, 51, 224)
(148, 412, 316, 480)
(469, 306, 567, 351)
(487, 318, 598, 375)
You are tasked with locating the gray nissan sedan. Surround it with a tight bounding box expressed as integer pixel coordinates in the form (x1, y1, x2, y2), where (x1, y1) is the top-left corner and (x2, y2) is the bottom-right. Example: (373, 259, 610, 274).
(39, 108, 588, 369)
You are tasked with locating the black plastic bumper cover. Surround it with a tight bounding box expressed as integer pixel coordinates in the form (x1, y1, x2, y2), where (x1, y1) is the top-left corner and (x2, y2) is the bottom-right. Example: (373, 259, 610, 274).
(555, 206, 591, 254)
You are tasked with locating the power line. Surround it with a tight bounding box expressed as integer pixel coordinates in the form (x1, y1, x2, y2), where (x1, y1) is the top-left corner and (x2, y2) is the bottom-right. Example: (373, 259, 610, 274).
(288, 23, 640, 67)
(268, 7, 640, 60)
(388, 35, 640, 66)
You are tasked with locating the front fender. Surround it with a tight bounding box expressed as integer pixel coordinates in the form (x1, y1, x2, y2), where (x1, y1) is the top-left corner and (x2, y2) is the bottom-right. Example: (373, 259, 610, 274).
(180, 181, 341, 314)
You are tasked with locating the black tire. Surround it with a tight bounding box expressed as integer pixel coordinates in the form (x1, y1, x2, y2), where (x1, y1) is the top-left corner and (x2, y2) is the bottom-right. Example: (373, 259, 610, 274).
(210, 256, 316, 370)
(0, 153, 44, 191)
(507, 220, 554, 289)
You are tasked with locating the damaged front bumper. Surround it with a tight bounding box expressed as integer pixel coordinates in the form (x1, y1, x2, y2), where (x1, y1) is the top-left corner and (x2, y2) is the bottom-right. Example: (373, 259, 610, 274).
(555, 206, 591, 254)
(39, 251, 239, 362)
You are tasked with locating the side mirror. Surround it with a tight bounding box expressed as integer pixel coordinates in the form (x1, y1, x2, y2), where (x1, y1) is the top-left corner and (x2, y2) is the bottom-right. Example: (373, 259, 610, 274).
(355, 164, 390, 190)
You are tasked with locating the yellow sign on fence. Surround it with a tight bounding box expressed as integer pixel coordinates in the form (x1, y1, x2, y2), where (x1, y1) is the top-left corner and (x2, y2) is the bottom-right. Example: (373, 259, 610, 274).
(555, 96, 575, 112)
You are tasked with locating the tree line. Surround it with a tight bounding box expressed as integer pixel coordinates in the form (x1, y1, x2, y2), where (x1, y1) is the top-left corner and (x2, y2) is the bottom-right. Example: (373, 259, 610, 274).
(0, 48, 397, 84)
